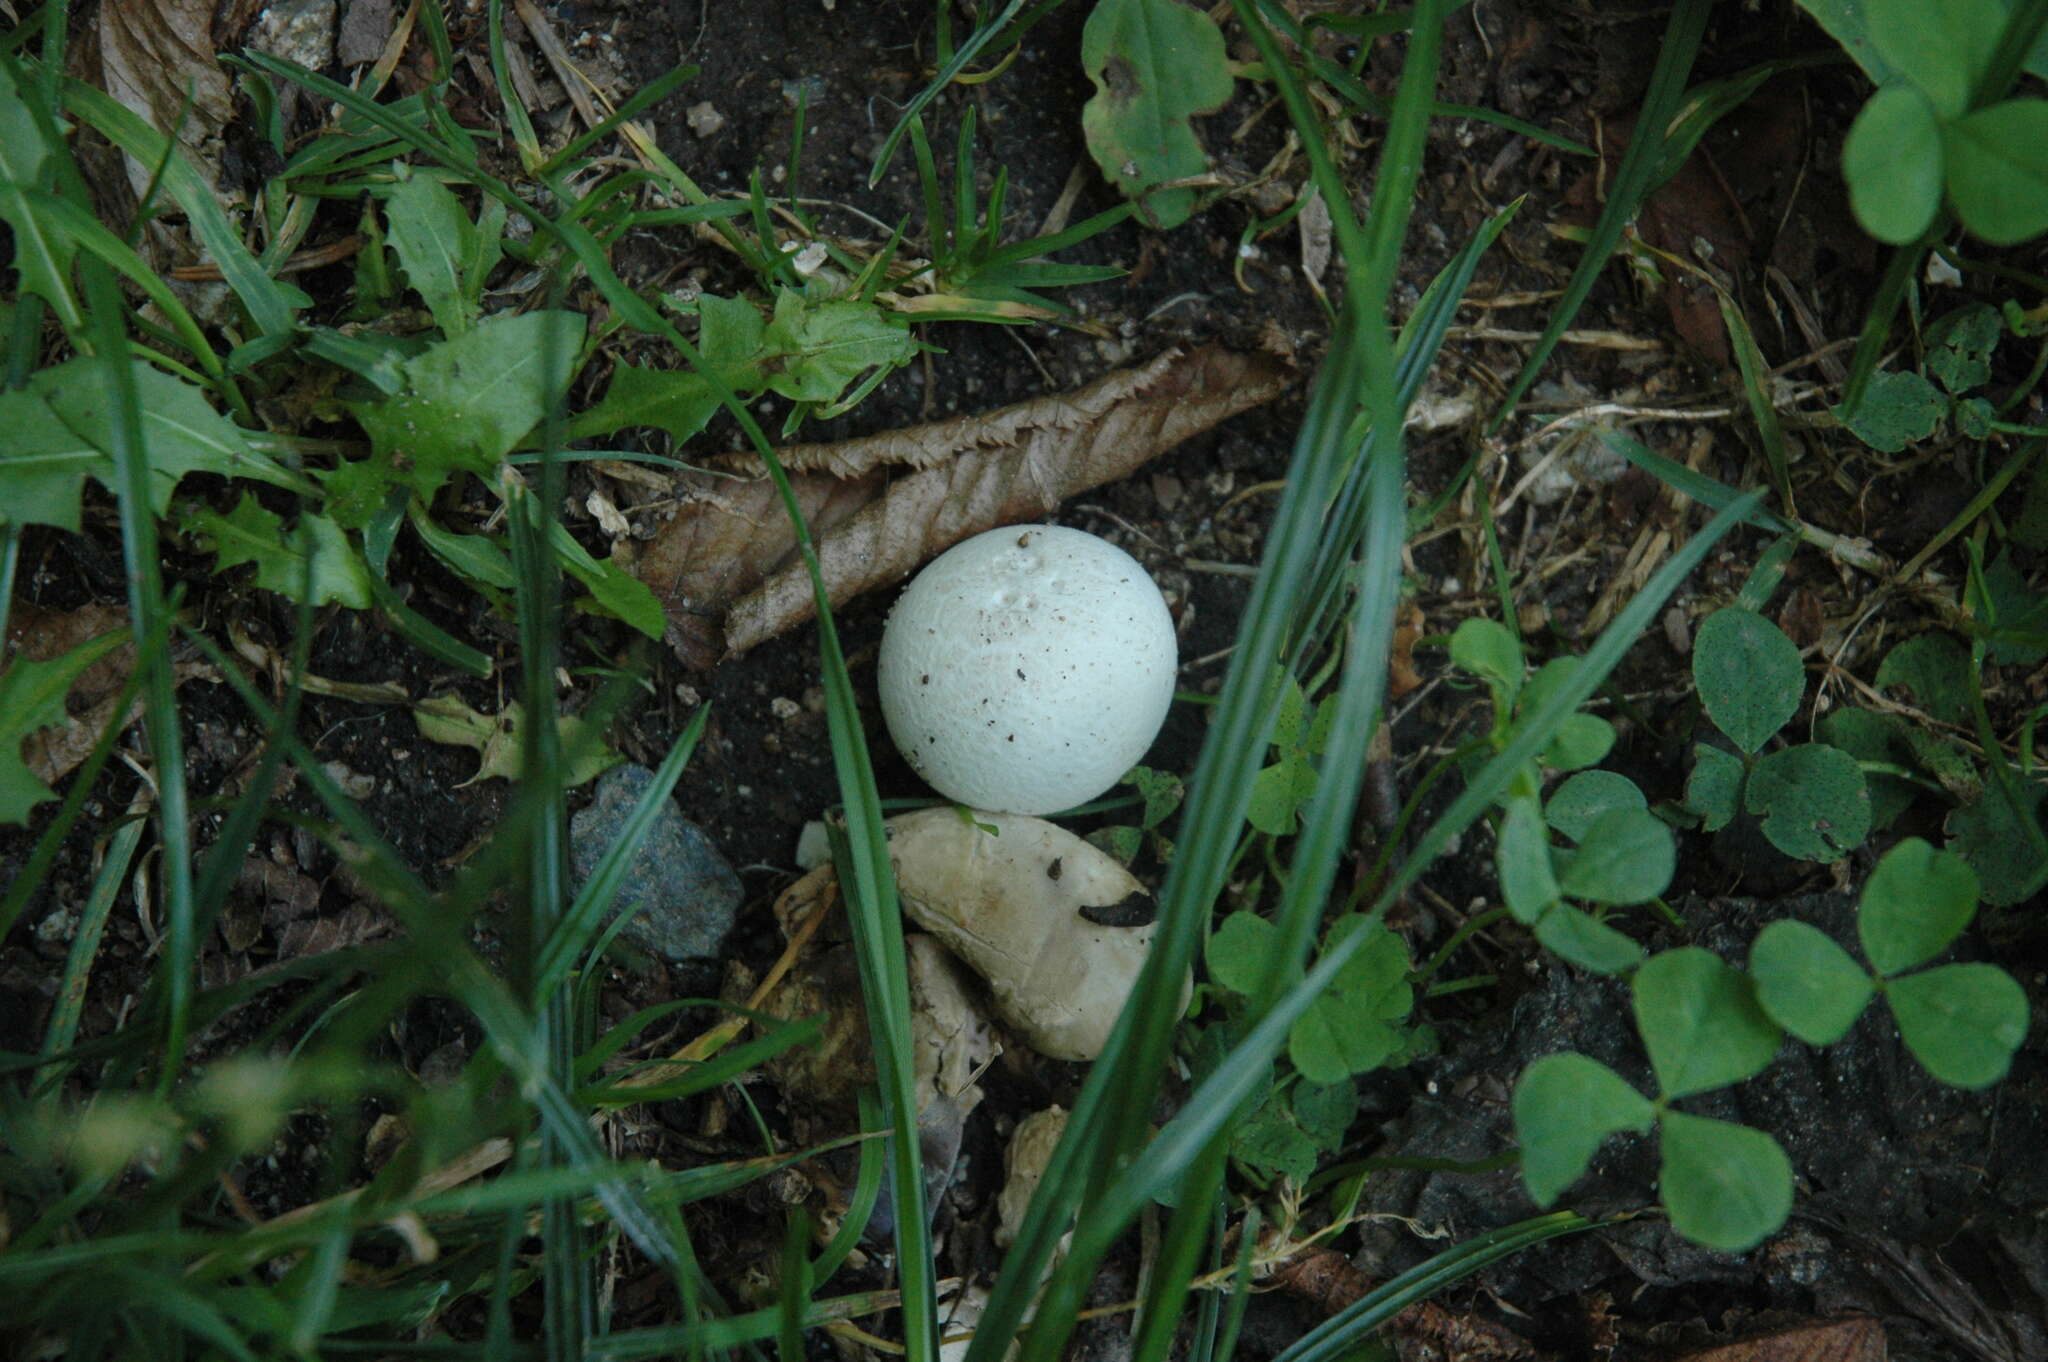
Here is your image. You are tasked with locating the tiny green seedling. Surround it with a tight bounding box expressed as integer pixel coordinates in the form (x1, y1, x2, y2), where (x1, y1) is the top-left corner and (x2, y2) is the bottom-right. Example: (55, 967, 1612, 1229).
(1684, 606, 1872, 864)
(1088, 764, 1185, 865)
(1080, 0, 1236, 229)
(1834, 302, 2003, 452)
(1820, 623, 2048, 906)
(1245, 672, 1342, 837)
(1450, 617, 1672, 974)
(1195, 909, 1425, 1186)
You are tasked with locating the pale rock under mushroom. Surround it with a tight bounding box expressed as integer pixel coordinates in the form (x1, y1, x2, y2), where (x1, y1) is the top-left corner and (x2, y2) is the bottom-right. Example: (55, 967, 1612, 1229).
(888, 807, 1183, 1061)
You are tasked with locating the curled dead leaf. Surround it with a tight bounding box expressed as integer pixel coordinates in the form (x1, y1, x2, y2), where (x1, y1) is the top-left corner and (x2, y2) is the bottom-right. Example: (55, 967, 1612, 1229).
(94, 0, 237, 195)
(633, 342, 1295, 667)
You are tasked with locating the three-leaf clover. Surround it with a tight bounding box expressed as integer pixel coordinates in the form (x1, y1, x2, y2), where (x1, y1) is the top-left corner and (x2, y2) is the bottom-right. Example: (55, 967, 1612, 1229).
(1751, 838, 2027, 1087)
(1515, 947, 1792, 1252)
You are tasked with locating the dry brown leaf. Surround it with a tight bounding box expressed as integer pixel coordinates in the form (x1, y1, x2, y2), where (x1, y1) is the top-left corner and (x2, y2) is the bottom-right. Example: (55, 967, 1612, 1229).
(1672, 1318, 1887, 1362)
(1389, 603, 1425, 699)
(638, 343, 1295, 668)
(275, 903, 391, 961)
(6, 601, 213, 786)
(95, 0, 236, 194)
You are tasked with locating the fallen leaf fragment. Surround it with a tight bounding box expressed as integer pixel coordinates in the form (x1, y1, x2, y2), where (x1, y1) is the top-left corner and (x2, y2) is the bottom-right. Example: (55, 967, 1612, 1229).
(3, 603, 210, 819)
(995, 1106, 1068, 1247)
(1671, 1318, 1886, 1362)
(634, 342, 1295, 667)
(413, 695, 618, 788)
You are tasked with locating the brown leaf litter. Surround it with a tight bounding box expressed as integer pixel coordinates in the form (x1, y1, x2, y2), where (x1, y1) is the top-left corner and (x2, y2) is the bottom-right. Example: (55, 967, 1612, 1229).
(630, 341, 1297, 668)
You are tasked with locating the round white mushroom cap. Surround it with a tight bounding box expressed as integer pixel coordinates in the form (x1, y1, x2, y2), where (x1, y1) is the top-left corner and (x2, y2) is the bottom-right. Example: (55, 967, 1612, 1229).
(877, 525, 1177, 816)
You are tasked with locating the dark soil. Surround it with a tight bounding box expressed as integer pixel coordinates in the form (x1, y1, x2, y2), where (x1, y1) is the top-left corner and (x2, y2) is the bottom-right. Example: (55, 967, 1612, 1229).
(7, 0, 2048, 1358)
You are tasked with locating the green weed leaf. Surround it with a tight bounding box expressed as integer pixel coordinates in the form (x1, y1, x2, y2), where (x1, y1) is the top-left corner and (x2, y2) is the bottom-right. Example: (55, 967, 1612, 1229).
(1944, 780, 2048, 905)
(1450, 617, 1523, 714)
(1693, 608, 1803, 753)
(1926, 302, 2001, 395)
(184, 493, 375, 609)
(1835, 369, 1947, 452)
(1292, 1078, 1359, 1152)
(1232, 1090, 1318, 1184)
(1269, 674, 1308, 750)
(1859, 836, 1979, 975)
(352, 309, 586, 494)
(760, 290, 915, 408)
(386, 173, 479, 335)
(1747, 742, 1871, 863)
(0, 630, 127, 824)
(1658, 1111, 1793, 1251)
(1126, 765, 1185, 829)
(1288, 993, 1398, 1084)
(1088, 825, 1142, 864)
(544, 516, 665, 640)
(567, 293, 770, 442)
(1875, 632, 1974, 726)
(1867, 0, 2000, 119)
(1885, 963, 2029, 1087)
(0, 386, 106, 531)
(1816, 709, 1918, 830)
(1497, 797, 1560, 924)
(1843, 83, 1944, 245)
(1545, 770, 1647, 843)
(1791, 0, 1907, 87)
(1542, 713, 1616, 772)
(1685, 744, 1745, 831)
(1556, 808, 1674, 906)
(1327, 914, 1413, 1006)
(1956, 396, 1996, 438)
(1633, 947, 1782, 1099)
(1981, 550, 2048, 665)
(565, 363, 724, 444)
(1247, 753, 1318, 835)
(33, 359, 300, 512)
(1512, 1053, 1654, 1206)
(1080, 0, 1234, 229)
(1206, 910, 1278, 996)
(1532, 904, 1645, 974)
(409, 506, 516, 590)
(1945, 99, 2048, 245)
(1749, 920, 1875, 1044)
(0, 60, 81, 329)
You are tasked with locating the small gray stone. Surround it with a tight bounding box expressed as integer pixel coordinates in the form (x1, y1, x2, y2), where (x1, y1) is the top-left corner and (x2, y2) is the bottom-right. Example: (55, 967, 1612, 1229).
(569, 764, 741, 965)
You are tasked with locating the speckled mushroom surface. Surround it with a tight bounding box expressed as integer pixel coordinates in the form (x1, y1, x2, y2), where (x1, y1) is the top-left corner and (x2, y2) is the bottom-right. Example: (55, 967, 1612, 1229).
(876, 524, 1178, 816)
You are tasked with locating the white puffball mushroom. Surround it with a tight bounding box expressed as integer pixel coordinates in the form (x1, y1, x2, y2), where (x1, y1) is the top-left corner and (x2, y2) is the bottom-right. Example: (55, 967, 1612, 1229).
(878, 525, 1177, 816)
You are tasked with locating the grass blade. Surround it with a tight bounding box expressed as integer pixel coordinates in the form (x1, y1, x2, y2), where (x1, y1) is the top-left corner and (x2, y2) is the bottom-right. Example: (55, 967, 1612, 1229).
(1270, 1213, 1590, 1362)
(535, 707, 711, 1000)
